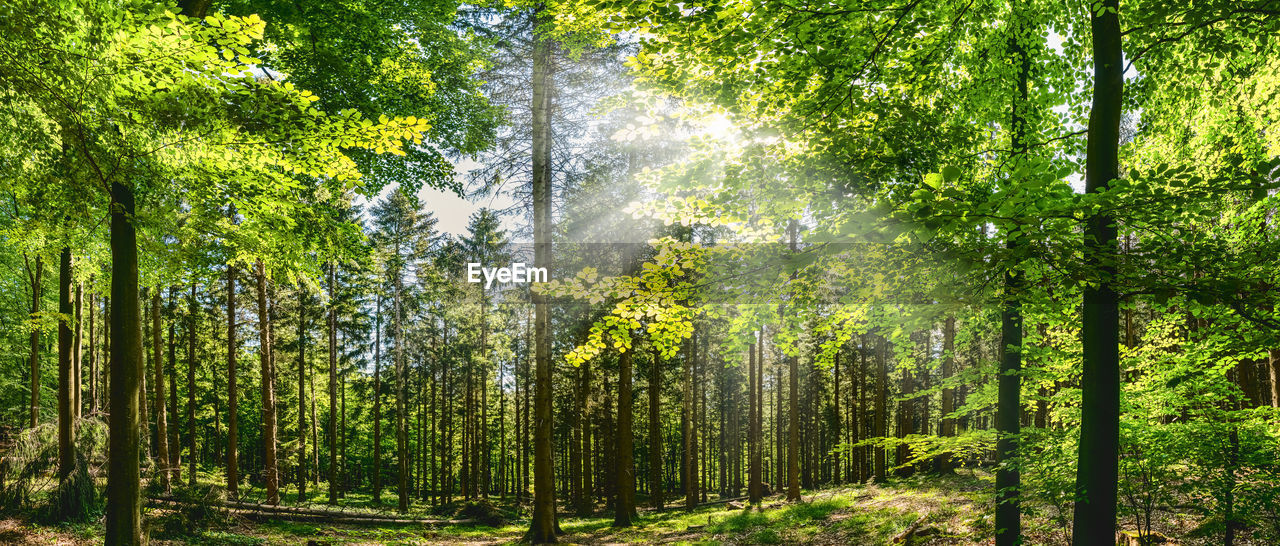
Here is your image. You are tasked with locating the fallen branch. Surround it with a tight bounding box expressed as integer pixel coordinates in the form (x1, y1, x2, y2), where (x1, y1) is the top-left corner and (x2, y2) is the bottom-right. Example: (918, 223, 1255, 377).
(148, 497, 472, 526)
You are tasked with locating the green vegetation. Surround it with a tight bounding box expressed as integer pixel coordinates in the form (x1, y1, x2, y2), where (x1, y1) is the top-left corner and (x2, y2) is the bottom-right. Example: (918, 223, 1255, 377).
(3, 0, 1280, 545)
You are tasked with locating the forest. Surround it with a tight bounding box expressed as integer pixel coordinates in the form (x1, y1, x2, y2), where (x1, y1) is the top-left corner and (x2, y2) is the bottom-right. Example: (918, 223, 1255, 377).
(2, 0, 1280, 545)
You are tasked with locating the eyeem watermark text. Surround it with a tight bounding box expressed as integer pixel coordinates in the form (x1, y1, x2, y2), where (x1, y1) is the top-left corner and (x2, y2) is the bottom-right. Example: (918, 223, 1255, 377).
(467, 262, 548, 289)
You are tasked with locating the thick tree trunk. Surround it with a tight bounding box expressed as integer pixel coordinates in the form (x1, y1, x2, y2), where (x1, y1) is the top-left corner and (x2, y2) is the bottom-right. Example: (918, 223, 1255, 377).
(613, 349, 636, 527)
(256, 261, 280, 505)
(525, 5, 558, 541)
(1072, 0, 1123, 543)
(105, 180, 143, 545)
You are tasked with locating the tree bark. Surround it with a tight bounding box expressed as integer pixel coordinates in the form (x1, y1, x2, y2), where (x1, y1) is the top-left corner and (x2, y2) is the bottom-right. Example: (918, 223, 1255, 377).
(297, 287, 308, 501)
(105, 180, 143, 545)
(394, 263, 409, 514)
(58, 247, 75, 478)
(89, 289, 97, 416)
(73, 280, 82, 421)
(167, 288, 181, 483)
(525, 4, 558, 541)
(938, 317, 956, 473)
(1072, 0, 1123, 543)
(748, 335, 761, 504)
(328, 262, 339, 505)
(29, 255, 42, 429)
(152, 288, 170, 493)
(373, 291, 383, 503)
(613, 349, 636, 527)
(649, 346, 663, 510)
(188, 283, 198, 488)
(873, 336, 887, 482)
(256, 261, 280, 505)
(227, 262, 240, 499)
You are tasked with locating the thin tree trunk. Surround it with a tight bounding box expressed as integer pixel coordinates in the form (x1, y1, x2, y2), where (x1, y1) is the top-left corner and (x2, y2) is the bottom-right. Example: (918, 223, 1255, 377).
(153, 288, 170, 493)
(683, 337, 695, 510)
(939, 317, 956, 473)
(748, 336, 760, 504)
(58, 248, 75, 478)
(226, 263, 240, 498)
(297, 287, 308, 501)
(328, 262, 339, 505)
(89, 288, 97, 416)
(373, 292, 383, 503)
(1072, 0, 1123, 542)
(395, 264, 409, 514)
(29, 255, 42, 429)
(167, 288, 181, 483)
(649, 346, 663, 510)
(188, 283, 198, 488)
(873, 336, 887, 482)
(73, 280, 82, 421)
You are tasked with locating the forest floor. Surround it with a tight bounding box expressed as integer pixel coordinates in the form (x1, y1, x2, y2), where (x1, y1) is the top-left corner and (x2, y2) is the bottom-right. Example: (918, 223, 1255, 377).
(0, 470, 1230, 545)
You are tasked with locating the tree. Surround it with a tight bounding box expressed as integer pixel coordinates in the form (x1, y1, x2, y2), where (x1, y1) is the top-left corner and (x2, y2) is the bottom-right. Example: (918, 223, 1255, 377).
(526, 5, 558, 541)
(256, 260, 280, 505)
(1072, 0, 1123, 542)
(613, 348, 637, 526)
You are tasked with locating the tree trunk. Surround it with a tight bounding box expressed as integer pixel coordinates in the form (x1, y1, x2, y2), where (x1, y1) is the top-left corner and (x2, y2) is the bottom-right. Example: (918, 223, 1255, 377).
(873, 336, 887, 482)
(1072, 1, 1123, 543)
(73, 280, 82, 421)
(89, 289, 97, 416)
(153, 289, 171, 493)
(394, 262, 409, 514)
(683, 337, 696, 509)
(297, 287, 308, 501)
(525, 5, 558, 541)
(938, 317, 956, 473)
(105, 180, 143, 545)
(227, 262, 240, 499)
(29, 255, 42, 429)
(188, 283, 198, 488)
(748, 335, 761, 504)
(167, 288, 181, 484)
(613, 349, 636, 527)
(373, 292, 383, 503)
(328, 263, 339, 505)
(255, 261, 280, 505)
(649, 346, 663, 510)
(58, 248, 75, 478)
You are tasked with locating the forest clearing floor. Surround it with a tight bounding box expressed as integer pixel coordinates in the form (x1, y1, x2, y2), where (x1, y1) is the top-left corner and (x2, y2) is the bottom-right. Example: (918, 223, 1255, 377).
(0, 470, 1229, 544)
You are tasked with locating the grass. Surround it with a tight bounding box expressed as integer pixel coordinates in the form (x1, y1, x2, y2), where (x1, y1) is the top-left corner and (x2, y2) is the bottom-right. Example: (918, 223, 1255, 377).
(7, 472, 1004, 544)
